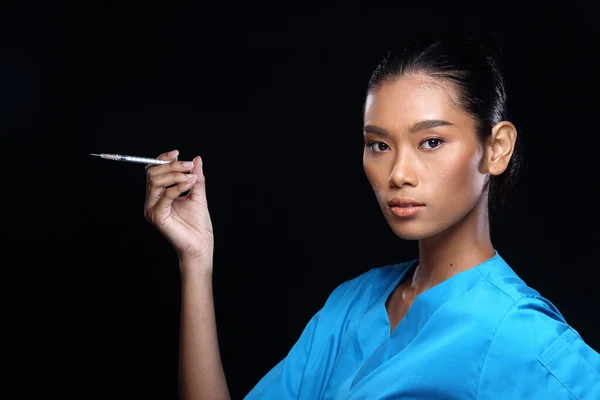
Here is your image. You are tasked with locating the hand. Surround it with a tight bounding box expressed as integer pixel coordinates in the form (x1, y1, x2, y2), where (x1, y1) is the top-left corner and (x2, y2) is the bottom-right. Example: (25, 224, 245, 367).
(144, 149, 214, 266)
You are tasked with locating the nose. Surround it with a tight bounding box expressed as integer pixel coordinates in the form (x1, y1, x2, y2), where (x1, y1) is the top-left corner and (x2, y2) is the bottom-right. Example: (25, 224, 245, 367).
(389, 153, 418, 188)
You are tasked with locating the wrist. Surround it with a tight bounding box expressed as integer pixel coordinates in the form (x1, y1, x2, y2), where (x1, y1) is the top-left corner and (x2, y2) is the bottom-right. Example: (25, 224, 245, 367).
(179, 256, 213, 278)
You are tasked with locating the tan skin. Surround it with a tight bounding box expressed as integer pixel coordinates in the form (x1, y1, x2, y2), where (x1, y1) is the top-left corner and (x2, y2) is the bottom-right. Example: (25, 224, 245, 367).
(363, 73, 517, 333)
(143, 72, 517, 399)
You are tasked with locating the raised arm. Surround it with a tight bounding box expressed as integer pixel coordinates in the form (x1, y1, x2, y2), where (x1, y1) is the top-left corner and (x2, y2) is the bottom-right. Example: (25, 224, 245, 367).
(144, 149, 230, 400)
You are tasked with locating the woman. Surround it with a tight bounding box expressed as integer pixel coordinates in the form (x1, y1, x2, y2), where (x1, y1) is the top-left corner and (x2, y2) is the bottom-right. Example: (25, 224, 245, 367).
(143, 32, 600, 399)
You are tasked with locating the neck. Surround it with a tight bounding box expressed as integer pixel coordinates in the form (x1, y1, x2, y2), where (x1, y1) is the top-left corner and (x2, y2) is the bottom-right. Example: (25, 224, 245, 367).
(410, 198, 495, 293)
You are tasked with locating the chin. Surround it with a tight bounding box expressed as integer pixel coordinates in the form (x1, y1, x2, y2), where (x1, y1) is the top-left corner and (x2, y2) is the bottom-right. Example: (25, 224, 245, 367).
(390, 227, 432, 241)
(383, 213, 448, 241)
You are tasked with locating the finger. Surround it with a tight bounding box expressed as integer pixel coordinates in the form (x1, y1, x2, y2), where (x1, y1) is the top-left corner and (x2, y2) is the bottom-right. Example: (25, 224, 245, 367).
(145, 149, 179, 185)
(145, 149, 179, 173)
(146, 160, 195, 181)
(154, 176, 198, 215)
(150, 172, 197, 190)
(145, 150, 179, 212)
(188, 156, 208, 203)
(146, 160, 195, 208)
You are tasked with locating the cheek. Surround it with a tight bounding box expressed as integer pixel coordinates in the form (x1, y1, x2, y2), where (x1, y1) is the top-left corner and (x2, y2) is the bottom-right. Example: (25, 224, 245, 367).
(363, 162, 383, 189)
(433, 150, 482, 195)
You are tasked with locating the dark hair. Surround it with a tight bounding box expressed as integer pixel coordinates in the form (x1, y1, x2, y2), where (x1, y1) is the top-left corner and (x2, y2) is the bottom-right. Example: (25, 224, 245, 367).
(367, 31, 521, 219)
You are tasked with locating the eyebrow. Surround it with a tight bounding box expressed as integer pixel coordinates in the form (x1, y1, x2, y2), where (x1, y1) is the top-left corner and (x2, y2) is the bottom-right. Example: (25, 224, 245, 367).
(363, 119, 454, 137)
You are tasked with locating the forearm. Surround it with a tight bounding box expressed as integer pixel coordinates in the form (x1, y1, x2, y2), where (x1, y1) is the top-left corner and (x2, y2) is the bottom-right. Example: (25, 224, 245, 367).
(179, 261, 230, 400)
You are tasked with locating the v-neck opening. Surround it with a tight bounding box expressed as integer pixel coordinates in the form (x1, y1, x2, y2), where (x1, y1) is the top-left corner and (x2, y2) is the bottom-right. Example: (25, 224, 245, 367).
(380, 250, 500, 337)
(381, 259, 419, 337)
(350, 251, 502, 391)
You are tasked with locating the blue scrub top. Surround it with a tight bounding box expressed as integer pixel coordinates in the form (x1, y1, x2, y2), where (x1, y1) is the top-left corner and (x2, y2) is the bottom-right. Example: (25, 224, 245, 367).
(245, 251, 600, 399)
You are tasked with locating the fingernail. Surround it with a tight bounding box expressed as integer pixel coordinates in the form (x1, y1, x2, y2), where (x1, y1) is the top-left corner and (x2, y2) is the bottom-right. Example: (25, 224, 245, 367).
(186, 174, 197, 180)
(183, 161, 194, 167)
(168, 150, 179, 156)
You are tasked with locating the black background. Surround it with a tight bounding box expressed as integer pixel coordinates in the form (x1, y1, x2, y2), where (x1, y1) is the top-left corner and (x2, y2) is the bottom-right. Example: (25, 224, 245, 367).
(8, 2, 600, 399)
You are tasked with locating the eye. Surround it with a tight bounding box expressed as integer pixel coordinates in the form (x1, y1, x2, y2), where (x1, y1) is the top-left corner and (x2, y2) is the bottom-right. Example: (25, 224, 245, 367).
(365, 141, 389, 153)
(420, 138, 444, 150)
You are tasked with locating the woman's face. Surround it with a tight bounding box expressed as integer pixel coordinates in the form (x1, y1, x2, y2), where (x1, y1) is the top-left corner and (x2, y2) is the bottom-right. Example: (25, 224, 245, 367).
(363, 74, 490, 240)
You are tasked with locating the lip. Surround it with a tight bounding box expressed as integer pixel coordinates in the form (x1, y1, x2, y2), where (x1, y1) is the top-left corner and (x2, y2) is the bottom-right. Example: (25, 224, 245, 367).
(387, 197, 425, 207)
(389, 205, 424, 217)
(387, 197, 425, 217)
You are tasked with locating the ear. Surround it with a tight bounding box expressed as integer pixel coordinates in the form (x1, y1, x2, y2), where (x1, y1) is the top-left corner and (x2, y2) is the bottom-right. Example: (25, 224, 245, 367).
(485, 121, 517, 176)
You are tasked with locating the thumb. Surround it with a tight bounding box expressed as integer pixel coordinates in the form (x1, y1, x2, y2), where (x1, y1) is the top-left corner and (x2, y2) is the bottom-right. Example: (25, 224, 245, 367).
(188, 156, 207, 202)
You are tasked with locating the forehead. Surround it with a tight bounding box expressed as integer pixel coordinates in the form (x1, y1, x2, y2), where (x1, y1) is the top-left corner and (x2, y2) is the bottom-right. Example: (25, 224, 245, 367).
(364, 74, 467, 126)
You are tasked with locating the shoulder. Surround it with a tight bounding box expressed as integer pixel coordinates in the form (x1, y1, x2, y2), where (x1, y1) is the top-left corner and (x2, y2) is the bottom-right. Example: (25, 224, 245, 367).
(461, 253, 570, 333)
(478, 295, 600, 399)
(487, 295, 575, 355)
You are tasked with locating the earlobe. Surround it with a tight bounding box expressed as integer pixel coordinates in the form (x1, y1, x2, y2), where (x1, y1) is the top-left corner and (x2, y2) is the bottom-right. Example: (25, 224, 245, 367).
(487, 121, 517, 176)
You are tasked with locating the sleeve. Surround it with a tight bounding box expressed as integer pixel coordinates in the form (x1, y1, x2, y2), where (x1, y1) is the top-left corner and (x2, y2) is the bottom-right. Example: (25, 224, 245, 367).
(243, 310, 322, 400)
(243, 270, 376, 400)
(477, 297, 600, 400)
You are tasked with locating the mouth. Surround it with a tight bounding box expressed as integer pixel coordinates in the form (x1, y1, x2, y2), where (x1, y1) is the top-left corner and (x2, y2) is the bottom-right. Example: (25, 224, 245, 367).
(387, 198, 425, 208)
(388, 204, 425, 217)
(387, 198, 425, 217)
